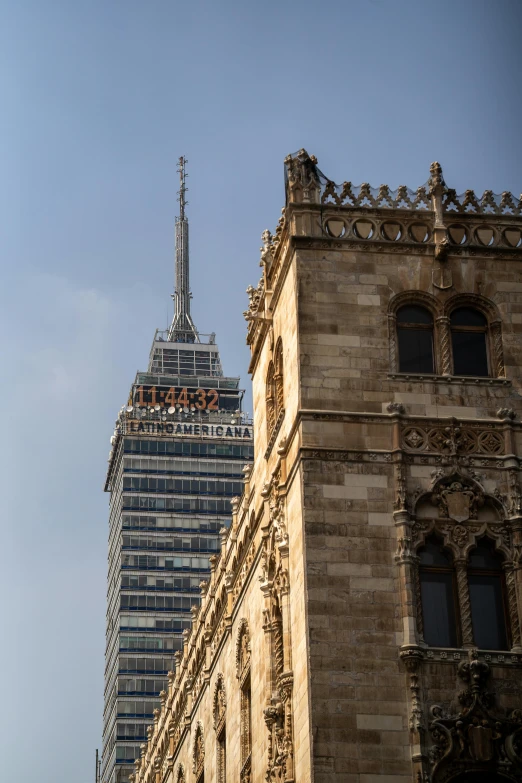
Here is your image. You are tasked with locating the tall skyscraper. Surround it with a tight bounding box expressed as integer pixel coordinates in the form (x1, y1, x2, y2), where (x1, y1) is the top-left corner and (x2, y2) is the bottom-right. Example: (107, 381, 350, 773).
(102, 159, 253, 783)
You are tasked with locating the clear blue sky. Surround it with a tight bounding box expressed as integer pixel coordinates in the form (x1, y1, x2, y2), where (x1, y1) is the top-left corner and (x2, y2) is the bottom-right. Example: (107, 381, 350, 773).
(1, 1, 521, 780)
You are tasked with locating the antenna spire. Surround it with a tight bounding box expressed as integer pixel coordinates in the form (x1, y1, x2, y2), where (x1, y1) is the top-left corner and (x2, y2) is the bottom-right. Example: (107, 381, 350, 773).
(168, 156, 199, 343)
(178, 154, 187, 221)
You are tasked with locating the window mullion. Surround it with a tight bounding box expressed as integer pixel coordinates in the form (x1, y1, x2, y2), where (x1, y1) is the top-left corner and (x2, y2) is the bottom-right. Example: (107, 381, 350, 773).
(455, 558, 475, 647)
(504, 564, 521, 652)
(436, 315, 451, 375)
(388, 312, 398, 372)
(490, 320, 506, 378)
(413, 556, 424, 644)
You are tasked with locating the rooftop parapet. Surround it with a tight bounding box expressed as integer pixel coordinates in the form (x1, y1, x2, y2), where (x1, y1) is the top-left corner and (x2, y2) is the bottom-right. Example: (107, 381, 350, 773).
(243, 151, 522, 363)
(153, 329, 218, 345)
(284, 148, 522, 215)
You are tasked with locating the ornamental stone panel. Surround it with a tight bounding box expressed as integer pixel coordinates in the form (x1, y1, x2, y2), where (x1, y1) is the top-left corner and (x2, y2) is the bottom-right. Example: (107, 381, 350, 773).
(132, 151, 522, 783)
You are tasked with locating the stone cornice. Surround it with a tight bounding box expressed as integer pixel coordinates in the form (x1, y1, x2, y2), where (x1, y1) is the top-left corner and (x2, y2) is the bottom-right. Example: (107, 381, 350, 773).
(288, 198, 522, 258)
(400, 644, 522, 667)
(298, 407, 522, 427)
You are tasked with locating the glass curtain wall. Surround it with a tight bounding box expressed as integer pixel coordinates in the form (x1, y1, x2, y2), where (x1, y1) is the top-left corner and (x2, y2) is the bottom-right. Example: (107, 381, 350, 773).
(102, 338, 253, 783)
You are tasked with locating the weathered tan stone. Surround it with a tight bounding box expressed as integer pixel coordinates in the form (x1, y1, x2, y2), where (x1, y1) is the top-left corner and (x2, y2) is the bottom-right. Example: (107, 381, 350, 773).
(133, 152, 522, 783)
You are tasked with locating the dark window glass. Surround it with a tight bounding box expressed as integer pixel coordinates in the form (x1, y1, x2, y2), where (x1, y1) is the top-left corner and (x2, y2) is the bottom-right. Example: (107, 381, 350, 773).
(451, 307, 487, 327)
(419, 540, 453, 568)
(397, 306, 433, 325)
(468, 540, 508, 650)
(397, 306, 434, 374)
(451, 332, 489, 376)
(469, 544, 502, 570)
(419, 538, 458, 647)
(451, 308, 489, 376)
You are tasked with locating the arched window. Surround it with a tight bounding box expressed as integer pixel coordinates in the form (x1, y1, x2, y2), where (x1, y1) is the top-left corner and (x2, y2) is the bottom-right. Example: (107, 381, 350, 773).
(266, 362, 276, 437)
(236, 620, 252, 783)
(450, 307, 489, 376)
(266, 340, 284, 441)
(468, 539, 509, 650)
(418, 536, 459, 647)
(213, 676, 227, 783)
(397, 305, 434, 374)
(274, 339, 284, 413)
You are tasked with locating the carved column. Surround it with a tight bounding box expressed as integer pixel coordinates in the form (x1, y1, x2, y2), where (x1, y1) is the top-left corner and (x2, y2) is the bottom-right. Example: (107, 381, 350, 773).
(412, 555, 425, 644)
(507, 469, 522, 653)
(400, 648, 427, 781)
(455, 558, 475, 647)
(490, 320, 506, 378)
(504, 564, 522, 652)
(507, 522, 522, 653)
(513, 519, 522, 609)
(277, 543, 294, 783)
(272, 608, 284, 683)
(279, 672, 295, 782)
(278, 547, 292, 673)
(436, 315, 451, 375)
(275, 372, 284, 414)
(394, 509, 422, 647)
(260, 580, 275, 697)
(388, 313, 398, 372)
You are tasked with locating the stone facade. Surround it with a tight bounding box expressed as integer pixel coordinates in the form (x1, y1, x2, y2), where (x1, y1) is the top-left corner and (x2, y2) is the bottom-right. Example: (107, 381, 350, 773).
(131, 151, 522, 783)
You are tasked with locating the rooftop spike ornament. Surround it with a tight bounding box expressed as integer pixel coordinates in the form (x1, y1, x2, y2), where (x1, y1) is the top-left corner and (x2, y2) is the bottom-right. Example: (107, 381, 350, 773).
(168, 156, 200, 343)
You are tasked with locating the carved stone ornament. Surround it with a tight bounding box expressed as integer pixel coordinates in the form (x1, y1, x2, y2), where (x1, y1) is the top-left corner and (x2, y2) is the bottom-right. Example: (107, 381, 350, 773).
(284, 148, 320, 203)
(235, 619, 251, 681)
(387, 401, 405, 415)
(402, 422, 505, 457)
(497, 408, 517, 420)
(429, 160, 446, 192)
(212, 674, 227, 731)
(269, 492, 288, 547)
(429, 649, 522, 782)
(260, 229, 274, 270)
(192, 722, 205, 778)
(434, 235, 450, 262)
(432, 478, 484, 523)
(264, 701, 288, 782)
(399, 648, 426, 734)
(243, 278, 265, 322)
(224, 570, 235, 589)
(176, 763, 186, 783)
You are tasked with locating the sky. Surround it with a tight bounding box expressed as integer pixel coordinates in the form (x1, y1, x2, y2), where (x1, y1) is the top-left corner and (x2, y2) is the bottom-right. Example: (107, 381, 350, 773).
(1, 1, 521, 781)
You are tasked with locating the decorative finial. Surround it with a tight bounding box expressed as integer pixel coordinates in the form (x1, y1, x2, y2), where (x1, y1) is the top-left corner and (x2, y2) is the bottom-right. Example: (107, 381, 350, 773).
(260, 229, 274, 269)
(429, 161, 445, 191)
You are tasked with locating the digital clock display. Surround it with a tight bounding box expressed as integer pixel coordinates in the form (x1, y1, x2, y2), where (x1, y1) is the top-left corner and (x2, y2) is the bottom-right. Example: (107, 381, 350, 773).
(132, 385, 239, 412)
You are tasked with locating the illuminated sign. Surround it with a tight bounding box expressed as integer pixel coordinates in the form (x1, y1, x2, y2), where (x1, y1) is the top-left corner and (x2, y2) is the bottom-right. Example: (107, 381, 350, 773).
(133, 385, 240, 411)
(127, 421, 252, 439)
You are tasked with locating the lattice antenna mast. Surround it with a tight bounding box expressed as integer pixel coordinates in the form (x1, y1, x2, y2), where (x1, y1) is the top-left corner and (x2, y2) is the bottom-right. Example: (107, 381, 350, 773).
(168, 156, 199, 342)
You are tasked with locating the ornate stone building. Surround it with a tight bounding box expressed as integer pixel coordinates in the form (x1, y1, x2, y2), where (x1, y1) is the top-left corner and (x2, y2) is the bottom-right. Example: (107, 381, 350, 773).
(131, 151, 522, 783)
